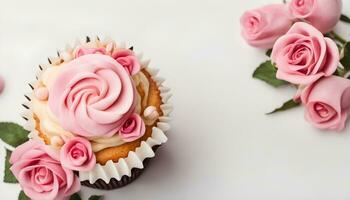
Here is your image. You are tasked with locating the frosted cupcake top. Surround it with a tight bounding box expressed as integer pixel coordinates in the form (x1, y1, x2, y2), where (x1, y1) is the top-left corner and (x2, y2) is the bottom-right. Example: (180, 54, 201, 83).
(29, 39, 160, 152)
(48, 54, 137, 138)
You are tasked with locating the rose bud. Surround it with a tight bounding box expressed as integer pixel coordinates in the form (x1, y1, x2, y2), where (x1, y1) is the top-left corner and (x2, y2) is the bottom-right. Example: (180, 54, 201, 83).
(119, 113, 146, 142)
(240, 4, 293, 49)
(301, 76, 350, 131)
(112, 49, 141, 76)
(60, 137, 96, 171)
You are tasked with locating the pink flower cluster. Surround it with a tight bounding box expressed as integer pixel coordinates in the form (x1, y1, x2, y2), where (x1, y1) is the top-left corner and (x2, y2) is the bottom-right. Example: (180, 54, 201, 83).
(273, 23, 350, 131)
(10, 140, 83, 200)
(240, 0, 342, 49)
(241, 1, 350, 132)
(74, 46, 141, 76)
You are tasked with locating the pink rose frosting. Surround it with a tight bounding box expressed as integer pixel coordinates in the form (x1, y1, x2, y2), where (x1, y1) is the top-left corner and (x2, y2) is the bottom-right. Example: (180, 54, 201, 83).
(48, 54, 137, 137)
(301, 76, 350, 131)
(10, 140, 80, 200)
(60, 137, 96, 171)
(74, 47, 106, 58)
(240, 4, 293, 49)
(119, 113, 145, 142)
(112, 49, 141, 76)
(289, 0, 342, 33)
(271, 22, 339, 85)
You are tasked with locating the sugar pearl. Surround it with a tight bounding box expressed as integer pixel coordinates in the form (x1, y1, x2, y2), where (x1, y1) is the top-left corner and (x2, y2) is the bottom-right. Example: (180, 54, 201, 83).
(51, 136, 64, 147)
(144, 106, 159, 120)
(35, 87, 49, 101)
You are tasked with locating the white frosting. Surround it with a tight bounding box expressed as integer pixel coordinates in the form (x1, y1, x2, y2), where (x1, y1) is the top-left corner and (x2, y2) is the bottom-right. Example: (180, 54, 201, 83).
(31, 97, 74, 139)
(133, 72, 150, 108)
(91, 135, 125, 152)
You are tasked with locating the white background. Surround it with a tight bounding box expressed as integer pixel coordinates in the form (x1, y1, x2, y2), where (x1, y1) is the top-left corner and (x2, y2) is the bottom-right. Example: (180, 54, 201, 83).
(0, 0, 350, 199)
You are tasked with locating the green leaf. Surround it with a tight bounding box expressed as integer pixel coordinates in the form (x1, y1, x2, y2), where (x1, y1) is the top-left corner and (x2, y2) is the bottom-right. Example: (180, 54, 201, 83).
(4, 149, 18, 183)
(265, 49, 272, 57)
(70, 193, 82, 200)
(253, 61, 288, 87)
(340, 14, 350, 23)
(267, 99, 300, 114)
(0, 122, 29, 147)
(89, 195, 103, 200)
(334, 67, 346, 77)
(340, 42, 350, 71)
(18, 191, 29, 200)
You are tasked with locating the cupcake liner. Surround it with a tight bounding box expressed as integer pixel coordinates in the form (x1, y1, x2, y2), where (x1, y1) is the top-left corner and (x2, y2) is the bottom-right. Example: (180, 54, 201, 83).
(21, 36, 173, 188)
(81, 145, 160, 190)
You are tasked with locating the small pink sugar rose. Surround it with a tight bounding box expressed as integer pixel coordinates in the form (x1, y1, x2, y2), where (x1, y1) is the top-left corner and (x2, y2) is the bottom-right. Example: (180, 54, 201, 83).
(112, 49, 141, 76)
(240, 4, 293, 49)
(271, 22, 339, 85)
(10, 140, 80, 200)
(119, 113, 146, 142)
(289, 0, 342, 33)
(74, 47, 106, 58)
(301, 76, 350, 131)
(60, 137, 96, 171)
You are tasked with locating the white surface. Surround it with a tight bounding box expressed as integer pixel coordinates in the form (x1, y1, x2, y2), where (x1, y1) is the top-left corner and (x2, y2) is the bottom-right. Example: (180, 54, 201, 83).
(0, 0, 350, 199)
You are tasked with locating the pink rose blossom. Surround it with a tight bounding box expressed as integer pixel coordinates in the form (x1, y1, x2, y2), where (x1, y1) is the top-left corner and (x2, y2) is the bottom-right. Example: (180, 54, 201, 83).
(301, 76, 350, 131)
(271, 22, 339, 85)
(119, 113, 145, 142)
(240, 4, 293, 49)
(74, 47, 106, 58)
(10, 140, 80, 200)
(289, 0, 342, 33)
(60, 137, 96, 172)
(112, 49, 141, 76)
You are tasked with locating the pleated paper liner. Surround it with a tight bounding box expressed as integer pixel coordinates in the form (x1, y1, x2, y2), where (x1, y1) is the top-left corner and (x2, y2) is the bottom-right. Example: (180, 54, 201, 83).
(81, 145, 160, 190)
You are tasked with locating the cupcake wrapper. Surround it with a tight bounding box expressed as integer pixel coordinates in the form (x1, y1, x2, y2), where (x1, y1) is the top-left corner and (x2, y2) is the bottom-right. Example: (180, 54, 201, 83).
(21, 36, 173, 187)
(81, 145, 160, 190)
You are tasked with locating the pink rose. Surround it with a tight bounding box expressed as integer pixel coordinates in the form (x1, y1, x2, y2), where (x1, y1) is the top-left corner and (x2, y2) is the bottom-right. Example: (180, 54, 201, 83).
(49, 54, 137, 137)
(301, 76, 350, 131)
(10, 140, 80, 200)
(119, 113, 145, 142)
(74, 47, 106, 58)
(112, 49, 141, 76)
(271, 22, 339, 85)
(289, 0, 342, 33)
(240, 4, 293, 49)
(60, 137, 96, 171)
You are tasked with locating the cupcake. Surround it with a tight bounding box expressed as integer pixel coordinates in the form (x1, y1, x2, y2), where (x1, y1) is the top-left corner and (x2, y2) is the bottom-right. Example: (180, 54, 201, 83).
(18, 36, 172, 193)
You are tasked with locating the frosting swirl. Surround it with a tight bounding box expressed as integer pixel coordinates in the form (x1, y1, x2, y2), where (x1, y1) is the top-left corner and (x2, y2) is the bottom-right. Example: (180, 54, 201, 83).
(48, 54, 137, 137)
